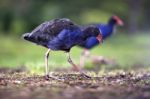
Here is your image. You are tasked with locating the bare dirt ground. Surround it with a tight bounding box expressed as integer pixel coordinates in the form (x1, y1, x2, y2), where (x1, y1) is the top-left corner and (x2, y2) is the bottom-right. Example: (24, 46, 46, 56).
(0, 68, 150, 99)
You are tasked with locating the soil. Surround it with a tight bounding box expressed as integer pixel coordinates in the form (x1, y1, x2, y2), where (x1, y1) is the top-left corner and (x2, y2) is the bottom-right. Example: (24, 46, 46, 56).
(0, 68, 150, 99)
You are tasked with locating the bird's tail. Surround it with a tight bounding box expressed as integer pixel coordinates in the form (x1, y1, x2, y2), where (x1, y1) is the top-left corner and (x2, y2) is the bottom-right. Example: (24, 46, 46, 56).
(22, 33, 36, 43)
(22, 33, 31, 40)
(22, 32, 48, 47)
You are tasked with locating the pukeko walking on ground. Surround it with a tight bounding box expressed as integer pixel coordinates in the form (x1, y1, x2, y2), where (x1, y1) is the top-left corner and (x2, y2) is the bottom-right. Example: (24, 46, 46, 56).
(79, 15, 123, 67)
(22, 18, 102, 79)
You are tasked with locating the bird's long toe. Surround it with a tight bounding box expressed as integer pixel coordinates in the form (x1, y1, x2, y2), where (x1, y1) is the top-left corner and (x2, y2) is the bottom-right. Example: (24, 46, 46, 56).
(44, 75, 51, 80)
(80, 72, 91, 78)
(44, 74, 64, 81)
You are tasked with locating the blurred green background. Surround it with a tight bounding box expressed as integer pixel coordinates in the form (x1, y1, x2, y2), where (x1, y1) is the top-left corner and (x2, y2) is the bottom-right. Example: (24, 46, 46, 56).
(0, 0, 150, 73)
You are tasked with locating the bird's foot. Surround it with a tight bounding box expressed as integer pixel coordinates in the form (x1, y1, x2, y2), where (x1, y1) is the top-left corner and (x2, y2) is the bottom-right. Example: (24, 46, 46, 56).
(71, 66, 91, 78)
(44, 74, 51, 80)
(80, 72, 91, 79)
(44, 74, 64, 81)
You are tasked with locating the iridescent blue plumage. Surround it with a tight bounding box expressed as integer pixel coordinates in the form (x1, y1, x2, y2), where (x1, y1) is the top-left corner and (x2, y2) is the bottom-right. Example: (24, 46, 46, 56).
(81, 37, 99, 49)
(97, 24, 114, 40)
(47, 26, 85, 52)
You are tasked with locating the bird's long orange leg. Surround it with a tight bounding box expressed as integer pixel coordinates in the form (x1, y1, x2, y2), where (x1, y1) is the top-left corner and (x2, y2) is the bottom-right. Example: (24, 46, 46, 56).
(67, 52, 80, 71)
(45, 49, 51, 79)
(66, 52, 91, 78)
(45, 49, 63, 81)
(44, 49, 64, 81)
(80, 49, 90, 68)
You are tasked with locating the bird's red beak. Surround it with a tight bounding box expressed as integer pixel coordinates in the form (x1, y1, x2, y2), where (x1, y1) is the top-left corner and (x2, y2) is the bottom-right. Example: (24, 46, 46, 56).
(96, 34, 103, 43)
(113, 15, 124, 26)
(117, 19, 123, 26)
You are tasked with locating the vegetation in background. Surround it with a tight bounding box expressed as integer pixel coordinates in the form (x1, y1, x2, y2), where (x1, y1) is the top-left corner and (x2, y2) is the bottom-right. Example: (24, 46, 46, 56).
(0, 0, 149, 35)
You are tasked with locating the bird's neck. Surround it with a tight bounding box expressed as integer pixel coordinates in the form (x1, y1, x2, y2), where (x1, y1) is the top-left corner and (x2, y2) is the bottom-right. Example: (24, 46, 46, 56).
(108, 19, 116, 27)
(101, 21, 116, 39)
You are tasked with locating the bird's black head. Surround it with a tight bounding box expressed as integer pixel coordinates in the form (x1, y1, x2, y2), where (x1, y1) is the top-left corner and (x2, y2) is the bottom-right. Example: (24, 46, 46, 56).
(108, 15, 123, 26)
(82, 25, 99, 37)
(82, 25, 102, 42)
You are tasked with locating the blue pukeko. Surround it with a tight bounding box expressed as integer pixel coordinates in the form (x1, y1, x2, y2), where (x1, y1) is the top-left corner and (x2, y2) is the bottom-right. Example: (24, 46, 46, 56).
(22, 18, 102, 79)
(79, 15, 123, 67)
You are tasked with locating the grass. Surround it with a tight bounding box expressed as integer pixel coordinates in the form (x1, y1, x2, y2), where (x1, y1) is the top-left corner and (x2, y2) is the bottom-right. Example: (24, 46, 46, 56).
(0, 33, 150, 74)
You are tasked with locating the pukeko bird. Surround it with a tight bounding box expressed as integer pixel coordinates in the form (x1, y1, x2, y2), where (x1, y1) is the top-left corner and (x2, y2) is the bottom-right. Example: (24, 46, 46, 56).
(22, 18, 102, 79)
(79, 15, 123, 67)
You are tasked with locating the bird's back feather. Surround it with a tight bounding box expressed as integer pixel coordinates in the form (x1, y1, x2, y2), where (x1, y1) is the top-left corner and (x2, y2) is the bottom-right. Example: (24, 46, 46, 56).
(23, 18, 76, 47)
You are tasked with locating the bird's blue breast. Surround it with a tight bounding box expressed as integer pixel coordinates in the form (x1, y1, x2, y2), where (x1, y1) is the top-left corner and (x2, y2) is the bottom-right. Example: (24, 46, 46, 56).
(84, 37, 99, 49)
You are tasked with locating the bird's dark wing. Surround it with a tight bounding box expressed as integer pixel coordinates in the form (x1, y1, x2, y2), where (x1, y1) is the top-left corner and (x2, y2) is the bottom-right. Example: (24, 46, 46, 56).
(31, 18, 75, 36)
(23, 18, 77, 47)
